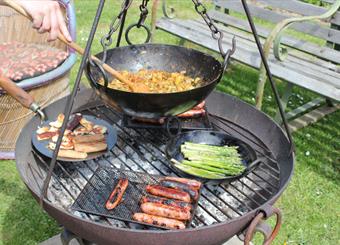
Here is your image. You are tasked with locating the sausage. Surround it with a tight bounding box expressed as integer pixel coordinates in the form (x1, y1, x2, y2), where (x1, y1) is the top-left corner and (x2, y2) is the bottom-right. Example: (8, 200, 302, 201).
(192, 101, 205, 110)
(105, 179, 129, 210)
(146, 185, 191, 203)
(140, 202, 191, 221)
(178, 109, 205, 118)
(132, 213, 186, 229)
(67, 113, 82, 131)
(140, 196, 192, 212)
(160, 180, 199, 201)
(132, 117, 165, 125)
(161, 177, 202, 190)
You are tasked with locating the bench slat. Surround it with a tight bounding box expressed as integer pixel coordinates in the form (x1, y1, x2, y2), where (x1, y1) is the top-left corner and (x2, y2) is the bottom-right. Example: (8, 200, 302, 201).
(255, 0, 340, 26)
(209, 10, 340, 64)
(214, 0, 340, 44)
(156, 18, 340, 100)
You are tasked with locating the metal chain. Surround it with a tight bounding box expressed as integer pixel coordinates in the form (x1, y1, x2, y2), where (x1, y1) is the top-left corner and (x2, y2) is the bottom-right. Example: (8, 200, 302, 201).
(100, 0, 132, 62)
(191, 0, 227, 58)
(125, 0, 152, 45)
(137, 0, 150, 27)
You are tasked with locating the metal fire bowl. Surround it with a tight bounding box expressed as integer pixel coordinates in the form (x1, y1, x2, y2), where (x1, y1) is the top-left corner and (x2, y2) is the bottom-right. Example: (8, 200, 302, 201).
(15, 89, 294, 245)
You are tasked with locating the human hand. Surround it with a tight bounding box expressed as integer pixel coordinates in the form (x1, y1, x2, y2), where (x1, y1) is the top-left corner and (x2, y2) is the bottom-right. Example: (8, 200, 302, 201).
(15, 0, 72, 42)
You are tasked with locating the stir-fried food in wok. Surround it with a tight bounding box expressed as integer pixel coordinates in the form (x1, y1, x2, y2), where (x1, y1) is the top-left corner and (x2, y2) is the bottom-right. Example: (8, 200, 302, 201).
(99, 69, 202, 93)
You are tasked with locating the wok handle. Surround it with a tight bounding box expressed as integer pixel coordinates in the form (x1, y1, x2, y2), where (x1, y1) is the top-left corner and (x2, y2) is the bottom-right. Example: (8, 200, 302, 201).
(0, 76, 45, 121)
(244, 205, 282, 245)
(242, 157, 265, 176)
(86, 59, 109, 89)
(3, 0, 136, 92)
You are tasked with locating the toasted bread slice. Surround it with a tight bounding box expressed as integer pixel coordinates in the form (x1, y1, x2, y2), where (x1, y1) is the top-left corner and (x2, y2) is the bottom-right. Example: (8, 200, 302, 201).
(73, 134, 105, 144)
(80, 117, 94, 131)
(58, 149, 87, 159)
(74, 140, 107, 153)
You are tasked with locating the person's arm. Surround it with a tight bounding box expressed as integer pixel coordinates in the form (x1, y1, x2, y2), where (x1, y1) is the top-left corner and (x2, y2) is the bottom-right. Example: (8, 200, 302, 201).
(0, 0, 72, 42)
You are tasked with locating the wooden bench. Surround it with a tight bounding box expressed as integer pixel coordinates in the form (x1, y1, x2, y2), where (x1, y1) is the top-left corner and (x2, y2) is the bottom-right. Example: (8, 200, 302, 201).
(155, 0, 340, 129)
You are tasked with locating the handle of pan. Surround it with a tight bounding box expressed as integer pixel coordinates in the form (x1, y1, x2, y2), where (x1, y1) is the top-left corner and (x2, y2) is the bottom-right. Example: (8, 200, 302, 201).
(244, 205, 282, 245)
(86, 59, 109, 90)
(0, 76, 45, 121)
(242, 157, 265, 177)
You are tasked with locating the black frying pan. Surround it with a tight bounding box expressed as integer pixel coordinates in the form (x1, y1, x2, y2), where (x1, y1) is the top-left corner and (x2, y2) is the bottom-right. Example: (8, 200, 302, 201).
(165, 130, 262, 184)
(85, 43, 234, 119)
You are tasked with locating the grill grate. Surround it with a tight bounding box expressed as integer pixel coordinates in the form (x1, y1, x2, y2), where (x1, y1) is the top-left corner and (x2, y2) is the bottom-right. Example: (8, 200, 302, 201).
(28, 102, 280, 230)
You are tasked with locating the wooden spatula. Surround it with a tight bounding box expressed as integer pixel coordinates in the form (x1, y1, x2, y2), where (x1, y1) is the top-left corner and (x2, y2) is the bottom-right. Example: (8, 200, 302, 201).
(4, 0, 149, 93)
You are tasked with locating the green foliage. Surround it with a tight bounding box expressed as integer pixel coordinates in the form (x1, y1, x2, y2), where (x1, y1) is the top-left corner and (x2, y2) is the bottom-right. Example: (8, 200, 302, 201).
(302, 0, 322, 5)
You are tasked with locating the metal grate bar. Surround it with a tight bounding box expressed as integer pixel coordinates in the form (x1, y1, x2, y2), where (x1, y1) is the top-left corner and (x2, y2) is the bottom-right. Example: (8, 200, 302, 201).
(257, 165, 280, 180)
(234, 179, 270, 203)
(228, 182, 262, 207)
(250, 170, 279, 190)
(218, 184, 255, 211)
(243, 176, 274, 196)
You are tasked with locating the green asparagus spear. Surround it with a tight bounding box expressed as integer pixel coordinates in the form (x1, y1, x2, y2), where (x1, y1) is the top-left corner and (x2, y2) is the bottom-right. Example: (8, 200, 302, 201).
(174, 164, 226, 179)
(183, 142, 239, 152)
(181, 160, 243, 175)
(181, 148, 240, 158)
(182, 160, 245, 173)
(182, 153, 242, 164)
(181, 144, 240, 156)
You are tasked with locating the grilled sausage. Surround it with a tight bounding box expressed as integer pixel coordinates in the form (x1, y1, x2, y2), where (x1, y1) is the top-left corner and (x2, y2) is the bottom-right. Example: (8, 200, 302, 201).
(140, 196, 192, 212)
(178, 109, 205, 118)
(105, 179, 129, 210)
(133, 213, 186, 229)
(146, 185, 191, 203)
(141, 202, 191, 221)
(160, 180, 199, 201)
(67, 113, 82, 131)
(192, 101, 205, 110)
(161, 177, 202, 190)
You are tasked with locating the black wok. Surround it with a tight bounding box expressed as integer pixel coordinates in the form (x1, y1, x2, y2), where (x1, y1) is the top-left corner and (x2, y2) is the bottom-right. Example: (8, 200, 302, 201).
(85, 43, 234, 119)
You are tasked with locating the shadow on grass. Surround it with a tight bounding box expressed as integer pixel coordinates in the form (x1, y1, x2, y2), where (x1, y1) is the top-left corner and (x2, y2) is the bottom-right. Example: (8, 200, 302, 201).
(0, 184, 61, 245)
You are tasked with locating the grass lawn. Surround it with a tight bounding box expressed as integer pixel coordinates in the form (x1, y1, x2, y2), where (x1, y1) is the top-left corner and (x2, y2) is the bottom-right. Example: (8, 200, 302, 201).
(0, 1, 339, 244)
